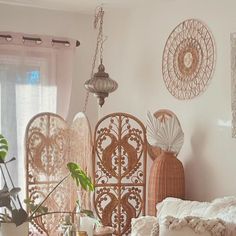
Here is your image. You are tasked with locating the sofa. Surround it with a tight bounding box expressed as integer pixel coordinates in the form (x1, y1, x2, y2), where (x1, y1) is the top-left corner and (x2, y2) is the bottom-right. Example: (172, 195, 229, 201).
(131, 196, 236, 236)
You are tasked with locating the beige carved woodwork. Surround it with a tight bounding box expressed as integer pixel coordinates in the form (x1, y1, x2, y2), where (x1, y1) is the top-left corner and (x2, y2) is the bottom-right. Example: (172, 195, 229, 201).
(26, 112, 93, 235)
(70, 112, 93, 210)
(93, 113, 147, 236)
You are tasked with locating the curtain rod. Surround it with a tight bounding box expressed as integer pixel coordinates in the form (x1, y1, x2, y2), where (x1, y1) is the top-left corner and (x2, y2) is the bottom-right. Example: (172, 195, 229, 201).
(0, 34, 80, 47)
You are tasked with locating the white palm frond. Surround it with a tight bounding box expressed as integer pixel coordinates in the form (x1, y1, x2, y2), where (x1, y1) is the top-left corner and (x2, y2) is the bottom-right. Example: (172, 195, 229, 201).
(146, 111, 161, 147)
(146, 112, 184, 154)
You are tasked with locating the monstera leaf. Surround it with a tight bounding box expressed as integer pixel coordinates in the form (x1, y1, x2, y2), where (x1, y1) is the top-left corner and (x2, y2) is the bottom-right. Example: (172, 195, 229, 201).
(0, 134, 8, 163)
(80, 209, 95, 218)
(67, 162, 94, 191)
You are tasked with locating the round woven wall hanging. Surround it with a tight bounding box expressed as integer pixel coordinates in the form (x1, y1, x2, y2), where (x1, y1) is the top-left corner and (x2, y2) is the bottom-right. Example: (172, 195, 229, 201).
(162, 19, 215, 100)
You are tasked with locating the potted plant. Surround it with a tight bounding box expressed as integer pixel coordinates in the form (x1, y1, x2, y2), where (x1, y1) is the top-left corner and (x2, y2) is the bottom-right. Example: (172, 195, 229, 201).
(0, 134, 94, 236)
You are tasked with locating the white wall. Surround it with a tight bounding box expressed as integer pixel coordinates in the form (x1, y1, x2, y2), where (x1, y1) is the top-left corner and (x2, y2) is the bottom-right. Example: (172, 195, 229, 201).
(0, 3, 98, 126)
(100, 0, 236, 201)
(2, 0, 236, 202)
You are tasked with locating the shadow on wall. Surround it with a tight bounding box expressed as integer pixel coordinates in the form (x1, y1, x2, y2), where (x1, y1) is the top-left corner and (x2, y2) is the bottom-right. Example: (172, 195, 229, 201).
(184, 125, 213, 201)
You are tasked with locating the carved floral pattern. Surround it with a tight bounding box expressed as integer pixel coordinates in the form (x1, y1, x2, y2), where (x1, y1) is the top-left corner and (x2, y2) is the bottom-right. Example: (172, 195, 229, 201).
(26, 113, 78, 236)
(93, 113, 147, 235)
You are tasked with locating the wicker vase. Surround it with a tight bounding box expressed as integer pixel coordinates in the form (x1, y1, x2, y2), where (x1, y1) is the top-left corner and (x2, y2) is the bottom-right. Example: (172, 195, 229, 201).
(148, 151, 185, 216)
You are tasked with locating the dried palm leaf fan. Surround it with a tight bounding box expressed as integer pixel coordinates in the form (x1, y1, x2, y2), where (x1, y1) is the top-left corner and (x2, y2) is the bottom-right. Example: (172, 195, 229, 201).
(147, 109, 182, 159)
(147, 110, 185, 216)
(147, 111, 184, 154)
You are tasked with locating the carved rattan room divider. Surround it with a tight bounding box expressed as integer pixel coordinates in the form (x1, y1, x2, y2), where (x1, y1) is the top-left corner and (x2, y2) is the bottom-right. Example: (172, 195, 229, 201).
(25, 112, 93, 235)
(93, 113, 147, 235)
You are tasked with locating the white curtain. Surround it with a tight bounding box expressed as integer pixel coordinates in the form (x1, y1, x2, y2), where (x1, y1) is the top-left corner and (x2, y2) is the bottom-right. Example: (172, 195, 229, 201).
(0, 32, 76, 201)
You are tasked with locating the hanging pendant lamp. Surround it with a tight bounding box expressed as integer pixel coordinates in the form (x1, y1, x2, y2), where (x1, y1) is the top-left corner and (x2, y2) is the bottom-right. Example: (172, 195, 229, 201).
(84, 7, 118, 107)
(85, 62, 118, 107)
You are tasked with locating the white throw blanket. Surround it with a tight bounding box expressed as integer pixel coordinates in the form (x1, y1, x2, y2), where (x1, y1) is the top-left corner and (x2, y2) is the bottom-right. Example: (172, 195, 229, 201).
(131, 196, 236, 236)
(150, 216, 236, 236)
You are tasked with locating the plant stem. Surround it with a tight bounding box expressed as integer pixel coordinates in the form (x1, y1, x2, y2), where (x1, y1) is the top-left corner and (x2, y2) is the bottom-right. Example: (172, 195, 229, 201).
(29, 173, 70, 220)
(31, 211, 76, 220)
(0, 165, 14, 211)
(0, 165, 7, 187)
(3, 162, 23, 209)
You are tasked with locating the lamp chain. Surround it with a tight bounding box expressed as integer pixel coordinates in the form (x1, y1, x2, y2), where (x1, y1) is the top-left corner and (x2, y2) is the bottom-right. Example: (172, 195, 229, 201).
(83, 7, 105, 113)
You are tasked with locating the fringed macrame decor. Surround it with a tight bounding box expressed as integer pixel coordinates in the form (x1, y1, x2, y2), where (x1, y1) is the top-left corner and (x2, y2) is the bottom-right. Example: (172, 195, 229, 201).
(26, 112, 93, 235)
(93, 113, 147, 236)
(147, 110, 185, 216)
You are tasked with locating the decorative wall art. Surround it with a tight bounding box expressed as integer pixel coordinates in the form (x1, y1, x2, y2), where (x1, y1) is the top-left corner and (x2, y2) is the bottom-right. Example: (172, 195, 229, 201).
(93, 113, 147, 236)
(147, 110, 185, 216)
(231, 33, 236, 138)
(162, 19, 215, 100)
(26, 112, 93, 235)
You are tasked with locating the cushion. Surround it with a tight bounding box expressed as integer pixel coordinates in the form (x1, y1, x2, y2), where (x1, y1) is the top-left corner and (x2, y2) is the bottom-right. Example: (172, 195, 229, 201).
(159, 226, 211, 236)
(131, 216, 157, 236)
(152, 216, 226, 236)
(131, 196, 236, 236)
(205, 196, 236, 223)
(156, 197, 211, 219)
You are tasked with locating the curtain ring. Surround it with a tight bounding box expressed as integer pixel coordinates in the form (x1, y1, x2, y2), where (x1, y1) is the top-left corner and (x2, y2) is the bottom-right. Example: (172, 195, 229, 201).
(0, 35, 13, 41)
(22, 36, 42, 45)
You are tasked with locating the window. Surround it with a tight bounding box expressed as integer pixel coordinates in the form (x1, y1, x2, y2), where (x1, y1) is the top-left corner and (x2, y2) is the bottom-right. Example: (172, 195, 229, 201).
(0, 52, 57, 201)
(0, 33, 75, 205)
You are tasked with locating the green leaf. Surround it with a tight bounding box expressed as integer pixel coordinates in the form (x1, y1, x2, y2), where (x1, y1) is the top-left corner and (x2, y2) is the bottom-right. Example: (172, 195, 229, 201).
(78, 174, 88, 190)
(0, 134, 8, 161)
(0, 152, 6, 163)
(67, 162, 94, 191)
(80, 209, 95, 218)
(0, 145, 8, 150)
(24, 198, 48, 214)
(24, 198, 31, 205)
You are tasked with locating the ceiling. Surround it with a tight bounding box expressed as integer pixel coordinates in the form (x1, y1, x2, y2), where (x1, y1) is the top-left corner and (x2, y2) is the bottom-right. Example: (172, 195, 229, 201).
(0, 0, 144, 13)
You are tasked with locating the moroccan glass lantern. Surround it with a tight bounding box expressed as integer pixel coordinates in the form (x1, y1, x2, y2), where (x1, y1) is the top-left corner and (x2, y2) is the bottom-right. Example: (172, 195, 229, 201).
(84, 7, 118, 108)
(85, 62, 118, 107)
